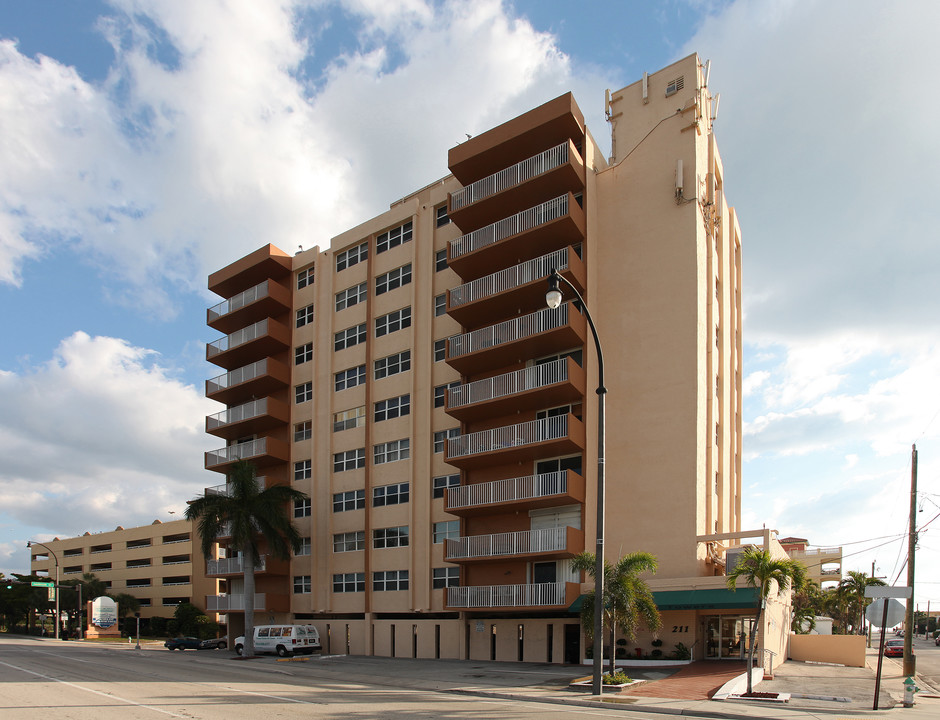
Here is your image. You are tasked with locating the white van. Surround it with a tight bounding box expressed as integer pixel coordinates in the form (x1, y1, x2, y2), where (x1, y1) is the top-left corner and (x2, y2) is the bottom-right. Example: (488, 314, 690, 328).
(234, 624, 321, 657)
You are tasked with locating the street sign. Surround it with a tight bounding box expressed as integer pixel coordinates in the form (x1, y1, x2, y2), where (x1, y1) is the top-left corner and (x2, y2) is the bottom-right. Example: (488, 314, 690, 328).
(867, 598, 905, 627)
(866, 586, 912, 599)
(30, 581, 54, 588)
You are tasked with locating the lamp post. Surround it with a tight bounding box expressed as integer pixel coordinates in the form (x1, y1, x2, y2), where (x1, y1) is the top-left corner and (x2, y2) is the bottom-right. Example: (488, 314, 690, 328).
(546, 268, 607, 696)
(27, 540, 60, 641)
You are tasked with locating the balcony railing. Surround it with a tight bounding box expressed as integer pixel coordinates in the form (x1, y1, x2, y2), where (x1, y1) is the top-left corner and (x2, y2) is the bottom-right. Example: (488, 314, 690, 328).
(447, 582, 570, 608)
(205, 476, 264, 497)
(207, 359, 268, 396)
(448, 358, 569, 410)
(789, 546, 842, 557)
(820, 568, 842, 576)
(449, 303, 570, 359)
(450, 143, 569, 211)
(449, 194, 568, 259)
(208, 280, 271, 323)
(446, 471, 568, 511)
(206, 593, 266, 612)
(448, 415, 570, 459)
(449, 247, 572, 309)
(446, 526, 573, 560)
(206, 399, 270, 431)
(207, 318, 268, 358)
(206, 555, 266, 575)
(206, 438, 268, 467)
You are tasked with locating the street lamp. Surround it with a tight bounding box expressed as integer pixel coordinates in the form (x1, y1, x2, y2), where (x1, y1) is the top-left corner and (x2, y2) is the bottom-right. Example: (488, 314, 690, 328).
(27, 540, 60, 641)
(546, 268, 607, 696)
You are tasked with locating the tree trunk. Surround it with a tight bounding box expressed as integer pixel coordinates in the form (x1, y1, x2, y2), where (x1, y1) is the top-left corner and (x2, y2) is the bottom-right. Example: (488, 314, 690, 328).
(746, 605, 763, 695)
(244, 547, 256, 657)
(608, 620, 616, 678)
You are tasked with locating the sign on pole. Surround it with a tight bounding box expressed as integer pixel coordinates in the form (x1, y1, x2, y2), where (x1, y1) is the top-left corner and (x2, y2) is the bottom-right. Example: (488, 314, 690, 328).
(30, 581, 54, 588)
(866, 586, 912, 599)
(867, 598, 905, 628)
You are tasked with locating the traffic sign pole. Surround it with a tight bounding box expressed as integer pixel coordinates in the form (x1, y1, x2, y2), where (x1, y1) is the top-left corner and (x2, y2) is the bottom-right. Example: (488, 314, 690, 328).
(874, 599, 890, 710)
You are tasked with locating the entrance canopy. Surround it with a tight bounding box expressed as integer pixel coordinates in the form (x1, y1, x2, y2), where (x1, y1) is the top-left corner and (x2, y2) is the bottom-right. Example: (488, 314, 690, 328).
(653, 587, 760, 611)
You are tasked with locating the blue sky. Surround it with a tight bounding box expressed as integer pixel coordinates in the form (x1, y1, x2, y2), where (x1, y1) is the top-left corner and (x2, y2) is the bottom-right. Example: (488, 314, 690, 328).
(2, 0, 939, 607)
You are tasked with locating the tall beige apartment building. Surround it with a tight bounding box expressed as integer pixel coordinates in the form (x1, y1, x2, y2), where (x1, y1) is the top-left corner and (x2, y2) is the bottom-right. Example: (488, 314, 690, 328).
(203, 55, 790, 664)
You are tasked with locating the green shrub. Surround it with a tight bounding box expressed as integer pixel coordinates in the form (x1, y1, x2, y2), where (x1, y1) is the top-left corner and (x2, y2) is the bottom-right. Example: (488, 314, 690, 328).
(671, 642, 691, 660)
(603, 670, 631, 685)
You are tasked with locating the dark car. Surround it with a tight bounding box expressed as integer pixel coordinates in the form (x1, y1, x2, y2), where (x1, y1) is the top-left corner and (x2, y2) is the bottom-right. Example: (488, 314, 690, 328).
(884, 639, 904, 657)
(199, 636, 227, 650)
(165, 636, 202, 651)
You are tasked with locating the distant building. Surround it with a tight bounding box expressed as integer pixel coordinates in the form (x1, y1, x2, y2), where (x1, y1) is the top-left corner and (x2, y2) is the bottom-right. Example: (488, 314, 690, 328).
(779, 537, 843, 587)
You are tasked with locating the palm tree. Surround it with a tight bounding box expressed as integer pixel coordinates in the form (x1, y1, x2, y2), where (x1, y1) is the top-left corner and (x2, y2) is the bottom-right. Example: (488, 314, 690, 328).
(571, 551, 662, 677)
(726, 547, 807, 695)
(838, 571, 886, 634)
(185, 460, 308, 657)
(790, 579, 822, 633)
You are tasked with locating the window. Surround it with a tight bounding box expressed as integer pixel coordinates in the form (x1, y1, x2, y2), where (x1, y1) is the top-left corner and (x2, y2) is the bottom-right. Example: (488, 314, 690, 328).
(295, 382, 313, 403)
(435, 249, 448, 272)
(373, 526, 409, 549)
(293, 575, 311, 594)
(374, 394, 410, 422)
(333, 572, 365, 593)
(294, 459, 311, 481)
(376, 221, 413, 254)
(336, 241, 368, 272)
(434, 294, 446, 317)
(373, 481, 409, 506)
(436, 205, 450, 227)
(433, 521, 460, 544)
(434, 339, 446, 362)
(432, 567, 459, 589)
(296, 304, 314, 328)
(432, 474, 460, 499)
(375, 307, 411, 337)
(374, 440, 409, 465)
(295, 343, 313, 365)
(335, 282, 367, 311)
(373, 570, 409, 591)
(335, 365, 366, 391)
(294, 421, 311, 442)
(374, 350, 411, 380)
(434, 382, 460, 409)
(296, 537, 311, 556)
(333, 489, 365, 512)
(333, 531, 365, 552)
(333, 406, 365, 432)
(294, 498, 312, 517)
(375, 263, 412, 295)
(333, 448, 365, 472)
(335, 323, 367, 351)
(297, 268, 314, 289)
(433, 428, 459, 453)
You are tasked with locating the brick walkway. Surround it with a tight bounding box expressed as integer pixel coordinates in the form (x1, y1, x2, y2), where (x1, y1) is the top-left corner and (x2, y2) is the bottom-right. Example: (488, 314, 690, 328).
(625, 661, 747, 700)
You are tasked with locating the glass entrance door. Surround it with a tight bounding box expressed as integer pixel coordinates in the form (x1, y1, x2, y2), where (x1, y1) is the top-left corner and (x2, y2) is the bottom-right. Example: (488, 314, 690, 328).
(704, 616, 753, 659)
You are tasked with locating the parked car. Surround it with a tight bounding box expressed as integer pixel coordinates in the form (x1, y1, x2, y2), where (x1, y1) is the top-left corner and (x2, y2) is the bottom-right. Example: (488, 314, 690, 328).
(234, 624, 321, 657)
(884, 639, 904, 657)
(199, 636, 228, 650)
(165, 636, 202, 651)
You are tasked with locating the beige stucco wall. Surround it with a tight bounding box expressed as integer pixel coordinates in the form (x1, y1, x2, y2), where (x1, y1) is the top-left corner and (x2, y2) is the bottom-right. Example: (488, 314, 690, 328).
(789, 633, 867, 667)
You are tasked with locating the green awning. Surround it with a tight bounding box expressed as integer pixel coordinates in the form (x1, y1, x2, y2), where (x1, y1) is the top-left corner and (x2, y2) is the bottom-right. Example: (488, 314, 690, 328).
(568, 586, 760, 613)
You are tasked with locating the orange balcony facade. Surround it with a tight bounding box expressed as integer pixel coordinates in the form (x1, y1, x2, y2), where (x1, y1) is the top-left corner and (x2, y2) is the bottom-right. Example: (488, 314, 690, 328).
(206, 318, 290, 370)
(446, 581, 580, 611)
(206, 397, 290, 440)
(205, 554, 289, 578)
(207, 244, 292, 299)
(445, 525, 583, 563)
(445, 413, 586, 470)
(445, 470, 585, 517)
(205, 358, 290, 405)
(205, 436, 290, 472)
(207, 279, 292, 335)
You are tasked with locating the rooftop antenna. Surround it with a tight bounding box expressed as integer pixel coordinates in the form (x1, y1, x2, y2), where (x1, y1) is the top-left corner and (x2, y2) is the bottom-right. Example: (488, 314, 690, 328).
(703, 59, 711, 87)
(711, 93, 721, 123)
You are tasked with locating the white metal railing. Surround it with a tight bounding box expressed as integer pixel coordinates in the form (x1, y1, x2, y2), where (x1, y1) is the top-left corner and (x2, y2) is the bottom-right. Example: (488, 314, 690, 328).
(446, 526, 571, 560)
(449, 247, 571, 308)
(820, 569, 842, 576)
(790, 546, 842, 557)
(208, 280, 270, 322)
(447, 582, 567, 608)
(206, 438, 267, 467)
(449, 194, 569, 259)
(448, 415, 569, 459)
(206, 593, 266, 612)
(448, 303, 570, 358)
(207, 318, 268, 358)
(206, 555, 267, 575)
(205, 476, 265, 497)
(450, 142, 570, 210)
(447, 471, 567, 510)
(207, 359, 268, 395)
(206, 398, 269, 430)
(448, 358, 569, 409)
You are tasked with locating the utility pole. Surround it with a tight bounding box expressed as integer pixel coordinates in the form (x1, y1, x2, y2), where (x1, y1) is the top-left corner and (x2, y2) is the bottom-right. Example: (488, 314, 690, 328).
(903, 444, 918, 676)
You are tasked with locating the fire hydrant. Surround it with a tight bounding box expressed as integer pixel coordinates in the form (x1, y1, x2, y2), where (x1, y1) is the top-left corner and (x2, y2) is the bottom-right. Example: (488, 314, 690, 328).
(903, 676, 919, 707)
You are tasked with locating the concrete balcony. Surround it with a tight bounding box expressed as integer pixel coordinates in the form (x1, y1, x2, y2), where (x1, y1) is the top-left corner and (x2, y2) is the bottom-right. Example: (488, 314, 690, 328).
(206, 592, 289, 613)
(205, 436, 290, 472)
(446, 356, 585, 423)
(205, 358, 290, 405)
(206, 317, 290, 370)
(445, 470, 585, 517)
(446, 414, 585, 470)
(446, 581, 580, 610)
(447, 193, 585, 280)
(445, 525, 583, 563)
(446, 246, 586, 326)
(448, 141, 584, 230)
(205, 554, 280, 577)
(446, 302, 587, 375)
(206, 397, 290, 440)
(204, 476, 265, 497)
(207, 279, 292, 335)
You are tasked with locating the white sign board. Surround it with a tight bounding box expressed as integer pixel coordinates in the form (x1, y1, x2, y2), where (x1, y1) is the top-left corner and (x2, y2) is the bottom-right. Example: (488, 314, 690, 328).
(91, 596, 118, 629)
(865, 586, 912, 599)
(866, 598, 905, 628)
